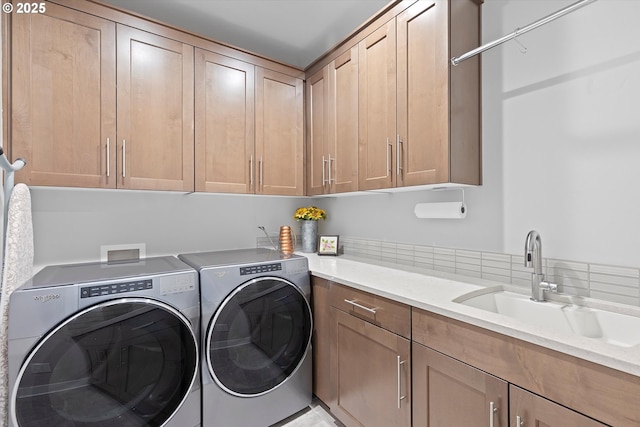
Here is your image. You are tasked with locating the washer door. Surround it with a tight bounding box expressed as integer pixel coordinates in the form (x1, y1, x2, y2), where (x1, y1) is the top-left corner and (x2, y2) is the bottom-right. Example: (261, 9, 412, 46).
(11, 298, 198, 427)
(207, 276, 312, 396)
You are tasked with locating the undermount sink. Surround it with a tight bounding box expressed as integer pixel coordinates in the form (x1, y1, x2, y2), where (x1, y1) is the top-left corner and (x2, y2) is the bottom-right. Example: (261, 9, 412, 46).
(453, 287, 640, 348)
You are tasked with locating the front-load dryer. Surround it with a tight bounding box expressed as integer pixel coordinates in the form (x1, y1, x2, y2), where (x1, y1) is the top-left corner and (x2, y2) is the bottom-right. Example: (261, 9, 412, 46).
(178, 248, 312, 427)
(7, 256, 200, 427)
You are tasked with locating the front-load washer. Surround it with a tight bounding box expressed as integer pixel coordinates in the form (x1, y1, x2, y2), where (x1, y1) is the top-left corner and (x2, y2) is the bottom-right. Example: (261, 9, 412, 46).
(7, 256, 200, 427)
(178, 248, 312, 427)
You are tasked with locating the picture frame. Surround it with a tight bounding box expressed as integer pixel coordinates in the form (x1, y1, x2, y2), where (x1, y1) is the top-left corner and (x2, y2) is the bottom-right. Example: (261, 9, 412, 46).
(318, 235, 339, 256)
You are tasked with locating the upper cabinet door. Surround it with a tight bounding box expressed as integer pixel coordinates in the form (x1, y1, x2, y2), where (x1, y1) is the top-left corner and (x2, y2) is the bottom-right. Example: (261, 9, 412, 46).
(11, 3, 116, 188)
(255, 68, 304, 196)
(358, 20, 397, 191)
(306, 67, 329, 196)
(195, 49, 255, 193)
(116, 25, 194, 191)
(397, 0, 449, 186)
(329, 46, 359, 194)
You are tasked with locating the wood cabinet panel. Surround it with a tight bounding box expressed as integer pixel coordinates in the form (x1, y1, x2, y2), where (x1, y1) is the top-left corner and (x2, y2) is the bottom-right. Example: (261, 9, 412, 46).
(358, 19, 397, 190)
(311, 277, 332, 404)
(412, 308, 640, 427)
(510, 385, 607, 427)
(330, 283, 411, 338)
(306, 67, 329, 196)
(255, 68, 304, 195)
(396, 0, 448, 186)
(413, 343, 508, 427)
(11, 3, 116, 188)
(195, 49, 254, 193)
(328, 47, 359, 193)
(116, 25, 194, 191)
(331, 308, 410, 427)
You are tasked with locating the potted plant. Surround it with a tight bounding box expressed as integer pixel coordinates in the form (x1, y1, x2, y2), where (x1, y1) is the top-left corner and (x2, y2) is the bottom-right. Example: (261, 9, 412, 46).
(293, 206, 326, 253)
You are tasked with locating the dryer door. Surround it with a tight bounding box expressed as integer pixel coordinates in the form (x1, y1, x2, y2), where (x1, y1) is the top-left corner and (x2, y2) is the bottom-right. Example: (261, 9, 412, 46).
(207, 276, 312, 396)
(11, 298, 198, 427)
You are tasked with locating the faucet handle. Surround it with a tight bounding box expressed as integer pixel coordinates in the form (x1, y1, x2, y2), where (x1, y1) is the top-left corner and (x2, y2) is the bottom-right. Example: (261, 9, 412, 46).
(540, 281, 558, 293)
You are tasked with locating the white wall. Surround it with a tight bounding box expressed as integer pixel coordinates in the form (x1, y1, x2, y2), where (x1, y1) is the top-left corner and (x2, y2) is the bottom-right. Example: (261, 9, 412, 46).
(29, 0, 640, 269)
(30, 187, 305, 267)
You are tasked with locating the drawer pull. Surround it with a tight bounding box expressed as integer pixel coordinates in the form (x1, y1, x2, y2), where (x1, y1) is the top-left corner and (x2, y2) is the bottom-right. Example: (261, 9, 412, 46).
(516, 415, 523, 426)
(344, 299, 377, 314)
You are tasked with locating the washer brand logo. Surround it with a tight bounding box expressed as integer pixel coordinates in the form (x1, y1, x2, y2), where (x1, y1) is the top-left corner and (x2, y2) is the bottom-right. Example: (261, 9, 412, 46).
(34, 294, 61, 303)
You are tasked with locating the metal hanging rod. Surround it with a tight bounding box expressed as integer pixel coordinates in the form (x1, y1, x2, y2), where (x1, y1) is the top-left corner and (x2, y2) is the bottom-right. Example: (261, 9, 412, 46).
(451, 0, 598, 66)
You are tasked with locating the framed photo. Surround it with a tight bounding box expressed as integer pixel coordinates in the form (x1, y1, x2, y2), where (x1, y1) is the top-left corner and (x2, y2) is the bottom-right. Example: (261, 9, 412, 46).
(318, 235, 339, 256)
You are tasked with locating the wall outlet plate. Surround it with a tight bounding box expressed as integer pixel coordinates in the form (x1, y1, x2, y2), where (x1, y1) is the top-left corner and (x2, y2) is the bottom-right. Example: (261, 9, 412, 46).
(100, 243, 146, 262)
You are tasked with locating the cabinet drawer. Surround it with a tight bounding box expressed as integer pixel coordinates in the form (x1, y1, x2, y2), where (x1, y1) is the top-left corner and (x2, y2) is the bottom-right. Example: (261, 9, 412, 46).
(330, 283, 411, 338)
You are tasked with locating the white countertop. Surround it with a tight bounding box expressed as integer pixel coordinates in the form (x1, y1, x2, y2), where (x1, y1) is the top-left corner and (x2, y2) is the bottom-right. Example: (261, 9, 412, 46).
(303, 253, 640, 377)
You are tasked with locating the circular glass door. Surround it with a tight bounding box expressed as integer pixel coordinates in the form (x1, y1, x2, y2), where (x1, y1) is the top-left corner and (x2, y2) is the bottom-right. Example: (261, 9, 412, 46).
(206, 277, 312, 396)
(12, 298, 198, 427)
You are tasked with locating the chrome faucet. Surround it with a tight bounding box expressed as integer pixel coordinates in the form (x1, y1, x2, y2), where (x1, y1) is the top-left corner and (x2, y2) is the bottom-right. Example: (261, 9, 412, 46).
(524, 230, 557, 302)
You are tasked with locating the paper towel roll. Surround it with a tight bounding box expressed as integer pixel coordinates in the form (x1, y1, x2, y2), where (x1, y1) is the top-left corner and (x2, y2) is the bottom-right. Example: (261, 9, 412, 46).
(414, 202, 467, 219)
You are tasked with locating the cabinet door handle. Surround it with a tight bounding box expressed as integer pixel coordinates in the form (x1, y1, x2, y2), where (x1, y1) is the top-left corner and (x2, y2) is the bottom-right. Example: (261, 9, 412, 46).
(249, 156, 254, 188)
(259, 157, 263, 187)
(489, 401, 498, 427)
(343, 299, 377, 314)
(397, 355, 406, 409)
(122, 139, 126, 179)
(396, 134, 403, 177)
(322, 155, 328, 185)
(516, 415, 523, 426)
(386, 137, 391, 177)
(328, 154, 334, 184)
(106, 138, 110, 178)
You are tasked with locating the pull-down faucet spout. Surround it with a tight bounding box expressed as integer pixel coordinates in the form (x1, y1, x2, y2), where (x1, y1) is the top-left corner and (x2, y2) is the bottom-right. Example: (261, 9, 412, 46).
(524, 230, 557, 302)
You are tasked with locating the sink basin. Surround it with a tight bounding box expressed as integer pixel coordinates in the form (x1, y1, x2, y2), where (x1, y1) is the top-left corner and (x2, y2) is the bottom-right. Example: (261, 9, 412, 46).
(453, 288, 640, 347)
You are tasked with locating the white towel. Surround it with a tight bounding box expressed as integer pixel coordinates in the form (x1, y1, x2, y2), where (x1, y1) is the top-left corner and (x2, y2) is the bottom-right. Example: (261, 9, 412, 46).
(0, 184, 34, 426)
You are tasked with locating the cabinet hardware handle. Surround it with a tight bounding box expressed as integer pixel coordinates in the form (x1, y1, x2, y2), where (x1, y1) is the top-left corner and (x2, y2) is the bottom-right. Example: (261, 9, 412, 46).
(397, 356, 406, 409)
(328, 154, 334, 184)
(249, 156, 253, 187)
(386, 137, 391, 177)
(489, 401, 498, 427)
(106, 138, 110, 178)
(259, 157, 263, 188)
(343, 299, 377, 314)
(322, 155, 328, 185)
(516, 415, 523, 426)
(396, 134, 403, 177)
(122, 139, 126, 179)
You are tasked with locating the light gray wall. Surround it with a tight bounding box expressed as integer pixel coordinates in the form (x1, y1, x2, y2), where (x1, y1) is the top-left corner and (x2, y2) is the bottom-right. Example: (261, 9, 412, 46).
(29, 0, 640, 269)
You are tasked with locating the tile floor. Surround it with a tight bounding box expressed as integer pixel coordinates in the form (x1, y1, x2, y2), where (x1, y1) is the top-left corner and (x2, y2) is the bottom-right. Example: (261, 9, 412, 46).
(272, 399, 344, 427)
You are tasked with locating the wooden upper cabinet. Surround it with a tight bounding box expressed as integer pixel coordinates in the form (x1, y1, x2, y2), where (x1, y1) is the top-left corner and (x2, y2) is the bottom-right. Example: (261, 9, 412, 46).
(255, 68, 304, 196)
(306, 67, 329, 196)
(358, 19, 397, 191)
(195, 49, 255, 193)
(396, 0, 448, 186)
(328, 46, 359, 194)
(116, 25, 194, 191)
(10, 3, 116, 188)
(306, 46, 359, 196)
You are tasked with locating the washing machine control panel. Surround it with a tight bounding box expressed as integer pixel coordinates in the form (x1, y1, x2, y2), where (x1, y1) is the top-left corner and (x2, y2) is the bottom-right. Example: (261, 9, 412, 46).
(239, 263, 282, 276)
(80, 279, 153, 298)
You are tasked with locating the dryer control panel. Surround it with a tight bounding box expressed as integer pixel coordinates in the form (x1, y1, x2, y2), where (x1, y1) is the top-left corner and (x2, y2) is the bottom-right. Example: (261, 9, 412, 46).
(81, 279, 152, 298)
(240, 263, 282, 275)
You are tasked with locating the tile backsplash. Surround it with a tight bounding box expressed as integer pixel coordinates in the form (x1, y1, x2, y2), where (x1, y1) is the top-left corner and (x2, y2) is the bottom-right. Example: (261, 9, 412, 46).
(257, 235, 640, 307)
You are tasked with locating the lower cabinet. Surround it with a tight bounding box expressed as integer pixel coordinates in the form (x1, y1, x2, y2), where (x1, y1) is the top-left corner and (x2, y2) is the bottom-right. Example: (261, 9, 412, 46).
(311, 277, 625, 427)
(510, 385, 607, 427)
(331, 308, 411, 427)
(412, 344, 508, 426)
(311, 277, 411, 427)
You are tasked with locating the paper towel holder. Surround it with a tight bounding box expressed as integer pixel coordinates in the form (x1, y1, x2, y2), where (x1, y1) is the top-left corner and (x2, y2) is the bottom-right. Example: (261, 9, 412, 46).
(414, 188, 467, 219)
